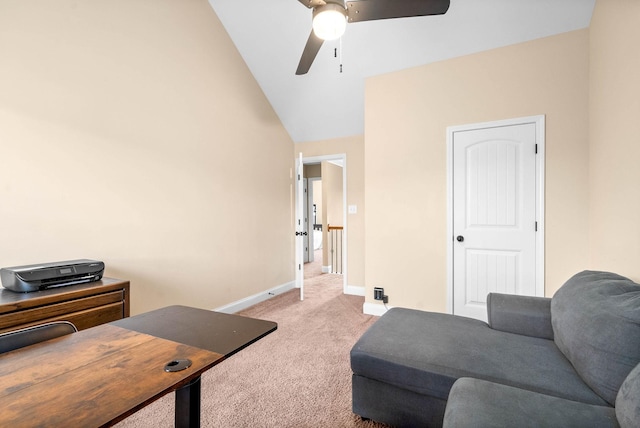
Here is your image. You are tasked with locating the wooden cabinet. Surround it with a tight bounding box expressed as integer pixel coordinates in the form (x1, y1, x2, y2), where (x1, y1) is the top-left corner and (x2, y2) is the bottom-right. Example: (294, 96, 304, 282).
(0, 277, 130, 333)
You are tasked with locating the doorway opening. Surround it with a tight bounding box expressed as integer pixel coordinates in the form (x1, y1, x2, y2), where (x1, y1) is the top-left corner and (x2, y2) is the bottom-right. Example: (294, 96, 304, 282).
(305, 174, 324, 279)
(295, 154, 348, 298)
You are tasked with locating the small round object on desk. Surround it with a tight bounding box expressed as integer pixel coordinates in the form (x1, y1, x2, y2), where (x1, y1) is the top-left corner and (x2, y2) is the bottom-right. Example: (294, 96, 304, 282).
(164, 359, 192, 372)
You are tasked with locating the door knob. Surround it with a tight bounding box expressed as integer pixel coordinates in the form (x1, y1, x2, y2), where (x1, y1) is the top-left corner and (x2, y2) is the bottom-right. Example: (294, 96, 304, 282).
(456, 235, 464, 242)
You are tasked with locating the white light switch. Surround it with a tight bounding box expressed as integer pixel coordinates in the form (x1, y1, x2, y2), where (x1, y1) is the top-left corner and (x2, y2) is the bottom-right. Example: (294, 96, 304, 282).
(348, 205, 357, 214)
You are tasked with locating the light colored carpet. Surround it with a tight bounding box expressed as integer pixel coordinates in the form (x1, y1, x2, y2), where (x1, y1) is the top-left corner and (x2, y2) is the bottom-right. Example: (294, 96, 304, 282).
(304, 248, 324, 279)
(116, 255, 389, 427)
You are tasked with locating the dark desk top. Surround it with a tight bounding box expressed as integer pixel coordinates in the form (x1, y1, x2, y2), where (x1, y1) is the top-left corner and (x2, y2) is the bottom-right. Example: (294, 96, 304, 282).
(111, 305, 277, 357)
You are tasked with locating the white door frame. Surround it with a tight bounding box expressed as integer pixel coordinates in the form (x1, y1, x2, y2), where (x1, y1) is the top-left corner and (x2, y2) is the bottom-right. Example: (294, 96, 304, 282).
(297, 153, 348, 295)
(446, 115, 545, 314)
(295, 153, 304, 300)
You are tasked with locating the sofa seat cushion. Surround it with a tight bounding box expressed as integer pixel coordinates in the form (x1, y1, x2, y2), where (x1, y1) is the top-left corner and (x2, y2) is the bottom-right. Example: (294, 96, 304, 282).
(551, 271, 640, 405)
(351, 308, 607, 405)
(443, 378, 619, 428)
(616, 363, 640, 428)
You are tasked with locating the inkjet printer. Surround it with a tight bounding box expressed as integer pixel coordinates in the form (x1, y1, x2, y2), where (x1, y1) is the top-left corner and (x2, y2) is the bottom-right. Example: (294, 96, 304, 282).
(0, 259, 104, 293)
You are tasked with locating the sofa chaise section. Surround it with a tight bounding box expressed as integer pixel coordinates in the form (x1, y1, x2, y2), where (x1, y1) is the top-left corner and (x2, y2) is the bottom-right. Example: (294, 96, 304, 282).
(350, 271, 640, 427)
(351, 307, 604, 427)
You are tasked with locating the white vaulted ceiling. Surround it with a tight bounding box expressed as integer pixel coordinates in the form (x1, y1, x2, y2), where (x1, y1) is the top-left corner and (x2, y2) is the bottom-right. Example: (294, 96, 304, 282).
(208, 0, 595, 143)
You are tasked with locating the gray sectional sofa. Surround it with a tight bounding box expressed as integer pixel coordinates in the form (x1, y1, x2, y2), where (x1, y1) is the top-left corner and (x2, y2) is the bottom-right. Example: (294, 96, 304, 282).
(350, 271, 640, 427)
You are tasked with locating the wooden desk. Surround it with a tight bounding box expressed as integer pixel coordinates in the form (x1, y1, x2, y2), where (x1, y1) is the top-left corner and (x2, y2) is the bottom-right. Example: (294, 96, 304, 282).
(0, 324, 221, 427)
(0, 306, 277, 427)
(113, 305, 278, 426)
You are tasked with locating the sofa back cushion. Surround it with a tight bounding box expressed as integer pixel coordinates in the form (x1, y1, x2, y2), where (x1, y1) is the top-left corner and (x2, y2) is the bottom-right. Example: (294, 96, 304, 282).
(551, 270, 640, 405)
(616, 362, 640, 428)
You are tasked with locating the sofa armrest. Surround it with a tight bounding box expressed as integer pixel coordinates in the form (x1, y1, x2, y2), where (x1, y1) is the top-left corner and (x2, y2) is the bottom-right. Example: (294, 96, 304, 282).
(487, 293, 554, 339)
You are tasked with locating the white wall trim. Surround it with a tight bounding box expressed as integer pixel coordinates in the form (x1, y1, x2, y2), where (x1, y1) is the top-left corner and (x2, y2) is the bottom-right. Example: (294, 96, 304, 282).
(446, 127, 455, 315)
(446, 115, 546, 315)
(215, 281, 365, 313)
(345, 285, 365, 296)
(363, 302, 390, 316)
(322, 265, 332, 273)
(534, 116, 546, 298)
(213, 281, 295, 314)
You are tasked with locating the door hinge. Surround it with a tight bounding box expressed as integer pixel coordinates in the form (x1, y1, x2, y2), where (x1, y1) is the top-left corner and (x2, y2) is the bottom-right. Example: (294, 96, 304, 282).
(535, 144, 538, 154)
(535, 221, 538, 231)
(298, 264, 301, 270)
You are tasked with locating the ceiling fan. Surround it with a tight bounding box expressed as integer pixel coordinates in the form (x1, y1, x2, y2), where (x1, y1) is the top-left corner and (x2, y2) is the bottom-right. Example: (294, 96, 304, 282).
(295, 0, 450, 75)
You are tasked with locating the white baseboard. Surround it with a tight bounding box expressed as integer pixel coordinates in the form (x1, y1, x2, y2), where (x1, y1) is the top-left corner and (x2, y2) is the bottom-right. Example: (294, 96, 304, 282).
(345, 285, 365, 296)
(214, 281, 296, 314)
(214, 282, 379, 315)
(322, 265, 332, 273)
(363, 301, 391, 316)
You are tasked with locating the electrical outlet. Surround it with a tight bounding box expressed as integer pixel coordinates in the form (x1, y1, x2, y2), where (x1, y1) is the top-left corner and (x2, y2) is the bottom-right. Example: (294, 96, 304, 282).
(374, 287, 388, 304)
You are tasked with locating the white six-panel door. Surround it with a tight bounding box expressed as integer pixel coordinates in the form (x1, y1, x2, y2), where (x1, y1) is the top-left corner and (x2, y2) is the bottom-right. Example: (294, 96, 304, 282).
(449, 117, 544, 321)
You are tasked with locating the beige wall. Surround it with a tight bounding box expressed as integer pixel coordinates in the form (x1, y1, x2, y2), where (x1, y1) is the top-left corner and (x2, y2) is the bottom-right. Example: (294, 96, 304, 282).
(365, 30, 590, 311)
(0, 0, 294, 315)
(296, 135, 365, 289)
(588, 0, 640, 282)
(4, 0, 631, 319)
(323, 162, 344, 228)
(304, 164, 321, 178)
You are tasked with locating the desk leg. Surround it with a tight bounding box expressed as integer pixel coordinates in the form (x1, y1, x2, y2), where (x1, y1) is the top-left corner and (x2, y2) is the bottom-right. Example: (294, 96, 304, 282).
(175, 376, 201, 428)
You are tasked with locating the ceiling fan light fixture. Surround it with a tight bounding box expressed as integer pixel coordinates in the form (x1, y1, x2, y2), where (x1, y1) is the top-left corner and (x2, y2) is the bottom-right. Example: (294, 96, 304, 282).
(312, 3, 347, 41)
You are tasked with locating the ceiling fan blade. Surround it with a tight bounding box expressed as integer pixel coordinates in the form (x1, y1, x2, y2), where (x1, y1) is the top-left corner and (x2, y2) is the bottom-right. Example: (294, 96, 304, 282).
(296, 30, 324, 75)
(345, 0, 450, 23)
